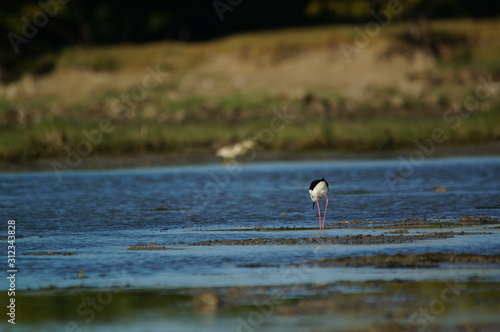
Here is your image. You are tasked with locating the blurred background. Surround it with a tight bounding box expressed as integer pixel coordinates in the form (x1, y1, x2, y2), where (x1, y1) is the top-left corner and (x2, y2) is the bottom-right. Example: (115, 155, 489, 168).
(1, 0, 499, 165)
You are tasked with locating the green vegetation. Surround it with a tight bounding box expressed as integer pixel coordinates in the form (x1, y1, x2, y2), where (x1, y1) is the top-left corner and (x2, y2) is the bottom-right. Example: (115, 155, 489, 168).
(1, 19, 499, 163)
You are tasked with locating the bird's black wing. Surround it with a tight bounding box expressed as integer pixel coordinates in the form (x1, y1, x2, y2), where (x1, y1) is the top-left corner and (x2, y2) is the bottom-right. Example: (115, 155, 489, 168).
(309, 179, 321, 190)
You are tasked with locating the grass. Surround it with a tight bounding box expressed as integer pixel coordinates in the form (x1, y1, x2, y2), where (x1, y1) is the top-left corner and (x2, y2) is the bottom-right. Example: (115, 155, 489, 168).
(1, 19, 500, 163)
(5, 107, 498, 162)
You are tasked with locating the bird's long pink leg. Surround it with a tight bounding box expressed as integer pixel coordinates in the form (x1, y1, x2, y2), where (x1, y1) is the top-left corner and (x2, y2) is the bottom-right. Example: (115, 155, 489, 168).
(316, 200, 322, 230)
(322, 195, 329, 230)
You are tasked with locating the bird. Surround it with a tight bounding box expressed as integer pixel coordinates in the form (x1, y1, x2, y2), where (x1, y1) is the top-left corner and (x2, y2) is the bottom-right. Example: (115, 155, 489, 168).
(216, 139, 255, 163)
(309, 178, 329, 230)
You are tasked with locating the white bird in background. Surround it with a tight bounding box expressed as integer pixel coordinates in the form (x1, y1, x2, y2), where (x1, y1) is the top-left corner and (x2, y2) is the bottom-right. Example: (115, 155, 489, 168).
(309, 178, 329, 230)
(216, 139, 255, 163)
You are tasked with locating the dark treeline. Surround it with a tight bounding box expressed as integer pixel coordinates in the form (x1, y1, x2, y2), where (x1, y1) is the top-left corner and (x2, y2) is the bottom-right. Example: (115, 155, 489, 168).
(1, 0, 499, 81)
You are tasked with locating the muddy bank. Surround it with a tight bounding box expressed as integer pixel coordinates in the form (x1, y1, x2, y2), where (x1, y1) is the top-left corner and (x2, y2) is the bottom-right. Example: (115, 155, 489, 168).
(328, 216, 500, 229)
(128, 243, 169, 250)
(27, 251, 77, 256)
(124, 216, 499, 249)
(15, 280, 500, 332)
(2, 143, 500, 173)
(170, 231, 473, 247)
(297, 253, 500, 268)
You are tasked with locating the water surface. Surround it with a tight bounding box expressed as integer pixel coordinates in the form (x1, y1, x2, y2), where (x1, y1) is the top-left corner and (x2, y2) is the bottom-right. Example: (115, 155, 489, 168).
(1, 157, 499, 331)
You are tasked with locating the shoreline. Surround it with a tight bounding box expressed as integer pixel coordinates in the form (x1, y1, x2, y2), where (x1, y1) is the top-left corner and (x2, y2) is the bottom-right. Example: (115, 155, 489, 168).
(1, 141, 499, 173)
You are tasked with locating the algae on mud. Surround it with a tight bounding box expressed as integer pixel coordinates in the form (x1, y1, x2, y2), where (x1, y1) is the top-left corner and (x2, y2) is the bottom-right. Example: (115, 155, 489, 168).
(127, 243, 169, 250)
(298, 253, 500, 268)
(172, 231, 471, 246)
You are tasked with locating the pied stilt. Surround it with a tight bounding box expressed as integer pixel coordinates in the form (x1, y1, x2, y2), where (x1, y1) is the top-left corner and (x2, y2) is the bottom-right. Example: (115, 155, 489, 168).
(309, 178, 329, 230)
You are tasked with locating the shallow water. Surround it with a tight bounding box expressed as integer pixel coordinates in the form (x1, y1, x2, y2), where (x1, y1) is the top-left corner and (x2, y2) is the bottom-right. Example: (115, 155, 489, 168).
(1, 156, 500, 331)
